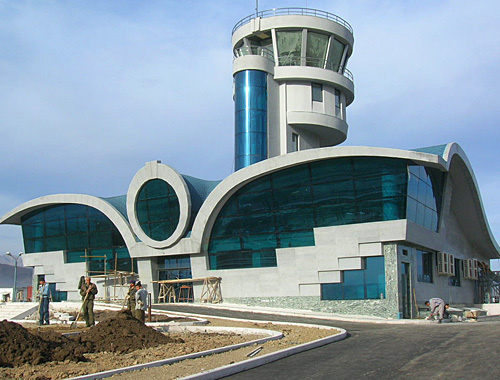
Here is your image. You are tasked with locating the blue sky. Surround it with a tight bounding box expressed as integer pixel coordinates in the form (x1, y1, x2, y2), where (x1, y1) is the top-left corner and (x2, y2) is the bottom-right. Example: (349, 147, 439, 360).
(1, 0, 500, 267)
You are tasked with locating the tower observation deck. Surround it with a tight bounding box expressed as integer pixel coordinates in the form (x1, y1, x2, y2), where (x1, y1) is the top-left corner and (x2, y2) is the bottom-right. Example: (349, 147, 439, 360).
(232, 8, 355, 170)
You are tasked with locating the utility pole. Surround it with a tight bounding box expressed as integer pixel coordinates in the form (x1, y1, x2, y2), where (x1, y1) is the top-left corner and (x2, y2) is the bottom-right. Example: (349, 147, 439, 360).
(6, 252, 23, 302)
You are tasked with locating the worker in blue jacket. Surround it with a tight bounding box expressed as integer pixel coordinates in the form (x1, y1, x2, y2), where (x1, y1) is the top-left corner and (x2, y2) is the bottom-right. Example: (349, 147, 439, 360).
(38, 278, 50, 325)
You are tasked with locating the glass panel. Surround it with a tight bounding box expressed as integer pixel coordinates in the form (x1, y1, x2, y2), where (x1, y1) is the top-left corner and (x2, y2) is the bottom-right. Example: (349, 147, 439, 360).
(321, 283, 343, 300)
(44, 220, 65, 237)
(343, 269, 365, 299)
(277, 208, 314, 231)
(209, 237, 242, 253)
(238, 192, 274, 215)
(417, 250, 433, 283)
(43, 206, 64, 221)
(242, 234, 277, 250)
(274, 185, 312, 210)
(272, 165, 310, 188)
(311, 158, 352, 183)
(66, 250, 86, 263)
(45, 236, 65, 252)
(312, 83, 323, 102)
(306, 32, 329, 67)
(22, 221, 45, 240)
(211, 216, 243, 238)
(407, 198, 418, 223)
(279, 230, 314, 248)
(234, 70, 268, 171)
(136, 179, 180, 241)
(65, 204, 87, 219)
(327, 38, 345, 71)
(66, 233, 88, 250)
(355, 177, 383, 200)
(66, 217, 88, 234)
(335, 90, 341, 117)
(276, 31, 302, 66)
(365, 257, 386, 298)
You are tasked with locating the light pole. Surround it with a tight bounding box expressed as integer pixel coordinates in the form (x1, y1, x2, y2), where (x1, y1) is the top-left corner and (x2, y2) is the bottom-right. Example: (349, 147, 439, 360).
(6, 252, 23, 302)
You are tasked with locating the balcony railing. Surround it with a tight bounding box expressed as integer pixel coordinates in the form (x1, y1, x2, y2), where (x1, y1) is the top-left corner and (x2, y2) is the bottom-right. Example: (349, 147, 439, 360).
(233, 46, 275, 62)
(276, 56, 354, 81)
(232, 7, 353, 35)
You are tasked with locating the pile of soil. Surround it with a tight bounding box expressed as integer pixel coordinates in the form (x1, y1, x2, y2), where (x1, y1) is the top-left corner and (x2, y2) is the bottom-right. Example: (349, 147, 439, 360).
(92, 309, 194, 323)
(1, 311, 184, 367)
(0, 320, 85, 367)
(74, 311, 184, 353)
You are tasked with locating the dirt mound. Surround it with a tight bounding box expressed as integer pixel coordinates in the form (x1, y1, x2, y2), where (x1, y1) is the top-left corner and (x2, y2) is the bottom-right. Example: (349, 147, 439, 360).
(74, 310, 184, 353)
(0, 311, 184, 367)
(0, 320, 85, 367)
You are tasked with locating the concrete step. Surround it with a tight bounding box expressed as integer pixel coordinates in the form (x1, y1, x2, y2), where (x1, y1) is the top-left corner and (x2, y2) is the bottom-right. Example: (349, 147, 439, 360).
(0, 301, 39, 320)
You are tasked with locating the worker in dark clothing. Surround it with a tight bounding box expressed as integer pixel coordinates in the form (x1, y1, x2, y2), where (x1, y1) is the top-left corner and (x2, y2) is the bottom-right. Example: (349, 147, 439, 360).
(126, 279, 137, 312)
(80, 277, 98, 327)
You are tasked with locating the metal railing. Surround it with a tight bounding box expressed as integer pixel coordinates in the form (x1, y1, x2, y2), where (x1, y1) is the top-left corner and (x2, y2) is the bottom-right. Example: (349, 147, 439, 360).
(232, 7, 353, 35)
(233, 46, 275, 62)
(276, 55, 354, 81)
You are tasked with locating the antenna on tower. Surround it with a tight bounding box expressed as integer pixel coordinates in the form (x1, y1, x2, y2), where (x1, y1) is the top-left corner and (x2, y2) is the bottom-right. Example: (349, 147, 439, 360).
(255, 0, 259, 17)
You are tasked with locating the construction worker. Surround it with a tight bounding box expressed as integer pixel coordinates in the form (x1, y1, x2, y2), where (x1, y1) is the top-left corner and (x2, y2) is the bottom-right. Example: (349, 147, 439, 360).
(425, 297, 445, 323)
(134, 281, 148, 323)
(126, 279, 137, 312)
(38, 278, 50, 325)
(80, 276, 98, 327)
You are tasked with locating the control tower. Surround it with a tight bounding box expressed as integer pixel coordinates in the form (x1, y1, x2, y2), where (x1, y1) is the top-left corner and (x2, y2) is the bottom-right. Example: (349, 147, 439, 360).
(232, 8, 355, 170)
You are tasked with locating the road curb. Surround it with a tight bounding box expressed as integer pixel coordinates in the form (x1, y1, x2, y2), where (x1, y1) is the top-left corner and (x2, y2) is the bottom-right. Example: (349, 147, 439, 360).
(65, 319, 345, 380)
(179, 328, 347, 380)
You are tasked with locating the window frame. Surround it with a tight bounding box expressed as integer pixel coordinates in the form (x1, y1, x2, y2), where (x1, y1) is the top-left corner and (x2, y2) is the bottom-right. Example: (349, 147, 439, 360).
(312, 82, 323, 102)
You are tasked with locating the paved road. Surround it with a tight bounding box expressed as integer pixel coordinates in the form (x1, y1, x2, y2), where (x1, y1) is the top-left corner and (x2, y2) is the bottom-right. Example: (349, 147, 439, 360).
(155, 304, 500, 380)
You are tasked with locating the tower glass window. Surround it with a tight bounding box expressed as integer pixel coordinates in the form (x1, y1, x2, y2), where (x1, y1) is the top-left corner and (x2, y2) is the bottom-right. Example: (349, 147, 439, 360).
(276, 31, 302, 66)
(306, 32, 329, 68)
(327, 38, 345, 71)
(136, 179, 180, 241)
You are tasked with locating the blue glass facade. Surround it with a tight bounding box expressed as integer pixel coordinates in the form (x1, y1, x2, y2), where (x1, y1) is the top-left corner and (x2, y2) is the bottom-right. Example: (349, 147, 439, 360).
(21, 204, 136, 276)
(407, 165, 442, 231)
(136, 179, 180, 241)
(321, 257, 386, 300)
(234, 70, 267, 170)
(208, 158, 444, 270)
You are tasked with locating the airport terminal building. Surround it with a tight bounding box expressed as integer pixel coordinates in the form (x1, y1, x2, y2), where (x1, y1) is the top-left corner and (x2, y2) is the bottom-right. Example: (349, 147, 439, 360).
(2, 8, 499, 318)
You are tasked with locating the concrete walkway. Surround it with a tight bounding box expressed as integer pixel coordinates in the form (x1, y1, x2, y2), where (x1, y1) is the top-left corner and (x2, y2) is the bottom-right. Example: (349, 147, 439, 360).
(0, 301, 38, 320)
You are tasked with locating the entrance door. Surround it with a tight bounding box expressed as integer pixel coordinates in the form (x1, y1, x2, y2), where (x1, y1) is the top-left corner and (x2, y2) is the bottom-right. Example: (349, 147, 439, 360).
(401, 262, 411, 319)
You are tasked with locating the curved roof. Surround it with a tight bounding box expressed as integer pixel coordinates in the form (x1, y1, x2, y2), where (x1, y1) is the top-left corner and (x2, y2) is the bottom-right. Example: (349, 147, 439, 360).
(190, 143, 499, 258)
(1, 143, 498, 259)
(0, 194, 138, 250)
(442, 144, 500, 257)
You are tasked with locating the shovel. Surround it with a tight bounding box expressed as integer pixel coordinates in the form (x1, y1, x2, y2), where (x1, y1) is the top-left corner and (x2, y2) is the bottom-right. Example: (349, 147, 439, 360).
(71, 291, 89, 329)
